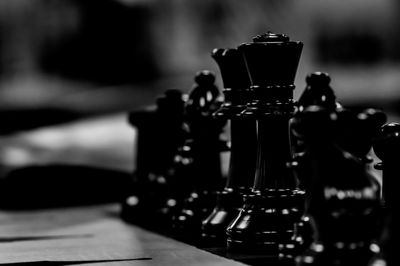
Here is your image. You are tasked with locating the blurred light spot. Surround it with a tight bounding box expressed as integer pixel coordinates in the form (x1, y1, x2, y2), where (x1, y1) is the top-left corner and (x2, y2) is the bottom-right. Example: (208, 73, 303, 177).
(370, 243, 380, 253)
(182, 158, 191, 165)
(206, 91, 213, 102)
(24, 130, 67, 149)
(314, 243, 324, 252)
(167, 199, 176, 207)
(211, 211, 228, 224)
(200, 98, 205, 107)
(372, 259, 386, 266)
(335, 242, 345, 249)
(0, 114, 134, 171)
(157, 176, 166, 184)
(286, 244, 295, 249)
(303, 256, 314, 264)
(1, 147, 32, 166)
(126, 196, 139, 206)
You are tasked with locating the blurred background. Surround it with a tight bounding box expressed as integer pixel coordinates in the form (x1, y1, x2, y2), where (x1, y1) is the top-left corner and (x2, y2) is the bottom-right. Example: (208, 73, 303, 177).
(0, 0, 398, 207)
(2, 0, 400, 114)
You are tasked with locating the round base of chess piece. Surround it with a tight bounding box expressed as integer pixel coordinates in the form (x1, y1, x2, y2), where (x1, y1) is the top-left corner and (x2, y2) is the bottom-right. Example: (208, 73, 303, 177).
(226, 189, 305, 256)
(201, 187, 247, 246)
(296, 242, 380, 266)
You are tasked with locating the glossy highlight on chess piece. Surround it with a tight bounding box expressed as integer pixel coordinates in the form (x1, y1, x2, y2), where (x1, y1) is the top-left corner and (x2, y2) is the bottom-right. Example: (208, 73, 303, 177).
(201, 48, 257, 246)
(226, 32, 305, 260)
(292, 103, 386, 266)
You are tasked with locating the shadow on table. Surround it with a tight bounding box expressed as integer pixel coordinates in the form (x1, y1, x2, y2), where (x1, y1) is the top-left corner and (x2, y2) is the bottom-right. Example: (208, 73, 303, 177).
(0, 109, 86, 135)
(0, 165, 132, 210)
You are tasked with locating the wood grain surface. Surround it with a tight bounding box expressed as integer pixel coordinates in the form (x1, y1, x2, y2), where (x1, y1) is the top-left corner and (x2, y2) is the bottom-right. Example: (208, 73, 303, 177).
(0, 204, 246, 265)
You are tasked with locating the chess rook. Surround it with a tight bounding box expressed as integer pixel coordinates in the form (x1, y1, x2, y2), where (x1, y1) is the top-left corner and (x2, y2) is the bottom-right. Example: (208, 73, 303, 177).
(202, 48, 257, 245)
(226, 32, 305, 257)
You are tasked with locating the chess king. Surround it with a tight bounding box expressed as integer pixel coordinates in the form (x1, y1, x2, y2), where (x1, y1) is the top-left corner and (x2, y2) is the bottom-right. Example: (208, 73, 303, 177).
(226, 32, 305, 258)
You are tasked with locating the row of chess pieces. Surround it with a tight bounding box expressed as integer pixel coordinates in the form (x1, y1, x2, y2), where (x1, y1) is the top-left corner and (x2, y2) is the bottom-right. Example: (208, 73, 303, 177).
(120, 32, 397, 266)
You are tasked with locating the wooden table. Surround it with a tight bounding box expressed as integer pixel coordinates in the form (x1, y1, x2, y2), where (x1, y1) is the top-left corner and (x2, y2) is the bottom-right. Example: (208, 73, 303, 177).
(0, 204, 246, 265)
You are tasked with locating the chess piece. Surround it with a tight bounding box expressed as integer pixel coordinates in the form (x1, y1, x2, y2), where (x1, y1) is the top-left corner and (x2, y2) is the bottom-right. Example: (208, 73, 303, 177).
(121, 89, 187, 229)
(202, 48, 257, 245)
(293, 106, 385, 266)
(283, 72, 340, 259)
(226, 32, 305, 259)
(172, 70, 227, 243)
(292, 72, 340, 192)
(371, 123, 400, 266)
(374, 123, 400, 209)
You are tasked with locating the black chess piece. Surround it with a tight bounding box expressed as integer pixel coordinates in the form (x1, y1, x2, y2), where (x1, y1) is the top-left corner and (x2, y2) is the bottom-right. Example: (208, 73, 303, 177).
(172, 70, 227, 244)
(293, 105, 386, 266)
(297, 72, 339, 110)
(226, 32, 305, 260)
(292, 72, 340, 193)
(370, 123, 400, 266)
(201, 48, 257, 245)
(283, 72, 340, 259)
(120, 89, 187, 230)
(374, 122, 400, 209)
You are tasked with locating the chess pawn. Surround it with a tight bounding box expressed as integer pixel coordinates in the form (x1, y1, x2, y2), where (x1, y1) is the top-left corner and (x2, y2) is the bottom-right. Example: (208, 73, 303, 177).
(283, 72, 340, 258)
(202, 48, 257, 245)
(121, 89, 187, 228)
(370, 123, 400, 266)
(297, 72, 338, 111)
(226, 32, 305, 259)
(293, 107, 385, 266)
(292, 72, 340, 192)
(172, 70, 227, 243)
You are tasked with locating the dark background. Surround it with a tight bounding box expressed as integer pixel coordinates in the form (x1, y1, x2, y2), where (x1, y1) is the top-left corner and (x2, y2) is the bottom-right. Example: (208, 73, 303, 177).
(1, 0, 400, 113)
(0, 0, 396, 206)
